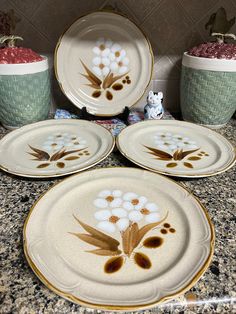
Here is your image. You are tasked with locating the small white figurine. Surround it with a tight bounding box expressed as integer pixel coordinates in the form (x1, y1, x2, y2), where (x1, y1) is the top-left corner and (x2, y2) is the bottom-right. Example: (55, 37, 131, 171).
(144, 91, 164, 120)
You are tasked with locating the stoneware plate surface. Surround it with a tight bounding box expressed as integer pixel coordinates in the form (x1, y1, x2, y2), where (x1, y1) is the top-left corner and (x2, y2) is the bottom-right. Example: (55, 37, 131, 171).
(116, 120, 235, 178)
(55, 11, 153, 116)
(0, 119, 114, 178)
(24, 167, 214, 311)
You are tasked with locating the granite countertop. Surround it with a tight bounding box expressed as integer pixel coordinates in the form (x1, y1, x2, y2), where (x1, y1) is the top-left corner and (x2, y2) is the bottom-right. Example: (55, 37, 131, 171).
(0, 118, 235, 314)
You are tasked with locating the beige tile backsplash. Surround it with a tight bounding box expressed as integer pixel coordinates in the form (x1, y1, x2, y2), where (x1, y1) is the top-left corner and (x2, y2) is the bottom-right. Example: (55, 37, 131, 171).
(1, 0, 236, 113)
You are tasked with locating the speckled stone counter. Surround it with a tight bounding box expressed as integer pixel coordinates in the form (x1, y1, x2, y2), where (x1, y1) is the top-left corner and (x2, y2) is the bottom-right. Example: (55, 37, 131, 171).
(0, 118, 235, 314)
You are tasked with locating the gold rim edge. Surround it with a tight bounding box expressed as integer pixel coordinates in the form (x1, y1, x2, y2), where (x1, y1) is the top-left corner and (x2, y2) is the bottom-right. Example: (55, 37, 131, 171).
(0, 119, 115, 178)
(116, 120, 236, 178)
(54, 9, 154, 117)
(23, 167, 215, 311)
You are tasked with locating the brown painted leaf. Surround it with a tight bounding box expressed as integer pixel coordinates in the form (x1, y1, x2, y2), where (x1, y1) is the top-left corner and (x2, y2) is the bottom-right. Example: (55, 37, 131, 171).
(87, 249, 122, 256)
(134, 252, 151, 269)
(81, 60, 102, 87)
(107, 72, 128, 88)
(92, 90, 101, 98)
(102, 72, 113, 89)
(188, 156, 201, 160)
(112, 83, 123, 90)
(69, 233, 114, 250)
(50, 149, 66, 161)
(166, 162, 177, 168)
(144, 146, 173, 159)
(73, 215, 120, 250)
(147, 152, 172, 161)
(63, 148, 87, 157)
(173, 150, 179, 160)
(64, 156, 79, 161)
(106, 90, 113, 100)
(56, 162, 65, 168)
(184, 162, 193, 168)
(137, 212, 169, 245)
(28, 145, 50, 161)
(104, 256, 124, 273)
(81, 74, 101, 89)
(181, 149, 199, 159)
(122, 223, 139, 256)
(87, 84, 101, 90)
(37, 163, 50, 168)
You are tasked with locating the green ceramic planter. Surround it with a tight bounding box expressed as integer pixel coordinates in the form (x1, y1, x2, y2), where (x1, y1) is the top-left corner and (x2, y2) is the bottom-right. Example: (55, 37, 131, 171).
(0, 57, 51, 129)
(180, 52, 236, 128)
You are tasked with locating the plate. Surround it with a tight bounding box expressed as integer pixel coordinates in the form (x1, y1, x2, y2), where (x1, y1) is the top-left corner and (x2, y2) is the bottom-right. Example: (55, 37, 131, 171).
(24, 167, 214, 311)
(55, 11, 153, 116)
(116, 120, 236, 177)
(0, 119, 114, 178)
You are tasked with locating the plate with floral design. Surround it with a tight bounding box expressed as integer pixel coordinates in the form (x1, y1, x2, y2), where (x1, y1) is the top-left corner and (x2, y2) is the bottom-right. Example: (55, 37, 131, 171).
(55, 11, 153, 116)
(24, 167, 214, 311)
(117, 120, 235, 177)
(0, 119, 114, 178)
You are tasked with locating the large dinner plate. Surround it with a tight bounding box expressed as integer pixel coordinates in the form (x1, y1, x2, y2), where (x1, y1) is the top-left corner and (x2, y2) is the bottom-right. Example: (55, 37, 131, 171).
(116, 120, 235, 178)
(0, 119, 114, 178)
(55, 11, 153, 116)
(24, 167, 214, 311)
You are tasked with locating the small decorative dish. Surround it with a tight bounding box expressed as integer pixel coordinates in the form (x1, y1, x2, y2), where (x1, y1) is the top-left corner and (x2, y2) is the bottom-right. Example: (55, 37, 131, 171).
(55, 11, 153, 116)
(116, 120, 235, 178)
(0, 119, 114, 178)
(24, 167, 214, 311)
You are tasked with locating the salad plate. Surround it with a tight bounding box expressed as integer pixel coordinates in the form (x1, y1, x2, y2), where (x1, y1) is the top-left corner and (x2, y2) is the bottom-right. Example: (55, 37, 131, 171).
(116, 120, 235, 177)
(0, 119, 114, 178)
(55, 11, 153, 116)
(24, 167, 214, 311)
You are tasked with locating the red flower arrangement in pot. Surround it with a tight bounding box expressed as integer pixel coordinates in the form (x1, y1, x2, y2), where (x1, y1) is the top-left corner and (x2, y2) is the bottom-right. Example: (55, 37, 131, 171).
(0, 10, 51, 129)
(180, 7, 236, 128)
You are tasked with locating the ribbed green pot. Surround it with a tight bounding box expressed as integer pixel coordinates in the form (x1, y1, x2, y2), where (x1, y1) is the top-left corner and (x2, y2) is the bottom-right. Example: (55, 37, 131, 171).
(0, 57, 51, 129)
(180, 53, 236, 127)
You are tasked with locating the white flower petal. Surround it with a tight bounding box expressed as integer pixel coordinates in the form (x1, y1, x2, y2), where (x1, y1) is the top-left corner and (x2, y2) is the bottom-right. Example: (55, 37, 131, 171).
(129, 211, 143, 222)
(47, 136, 54, 140)
(177, 142, 185, 147)
(112, 208, 127, 218)
(109, 52, 116, 61)
(169, 145, 177, 150)
(120, 49, 126, 58)
(110, 198, 122, 208)
(122, 57, 129, 65)
(93, 56, 101, 66)
(116, 218, 129, 231)
(123, 192, 138, 201)
(118, 66, 128, 74)
(145, 212, 161, 223)
(185, 145, 198, 150)
(188, 140, 196, 145)
(42, 145, 52, 151)
(74, 144, 86, 149)
(110, 61, 118, 71)
(101, 48, 110, 57)
(102, 66, 110, 76)
(111, 43, 121, 52)
(113, 190, 122, 197)
(94, 210, 111, 221)
(157, 144, 167, 151)
(123, 201, 134, 211)
(92, 66, 102, 77)
(165, 132, 172, 136)
(98, 190, 111, 198)
(93, 198, 108, 209)
(102, 57, 110, 66)
(146, 203, 158, 212)
(105, 39, 113, 48)
(93, 47, 101, 55)
(183, 137, 189, 141)
(97, 221, 115, 233)
(155, 140, 164, 145)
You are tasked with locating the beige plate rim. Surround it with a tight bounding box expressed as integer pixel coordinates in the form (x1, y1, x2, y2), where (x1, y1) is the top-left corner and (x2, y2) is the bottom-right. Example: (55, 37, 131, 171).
(116, 120, 236, 178)
(23, 167, 215, 311)
(0, 119, 115, 179)
(54, 9, 154, 117)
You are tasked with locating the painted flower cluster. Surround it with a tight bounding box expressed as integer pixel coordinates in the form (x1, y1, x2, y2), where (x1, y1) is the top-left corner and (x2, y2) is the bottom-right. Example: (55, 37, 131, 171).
(42, 133, 87, 152)
(93, 190, 161, 233)
(92, 38, 129, 78)
(154, 132, 199, 152)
